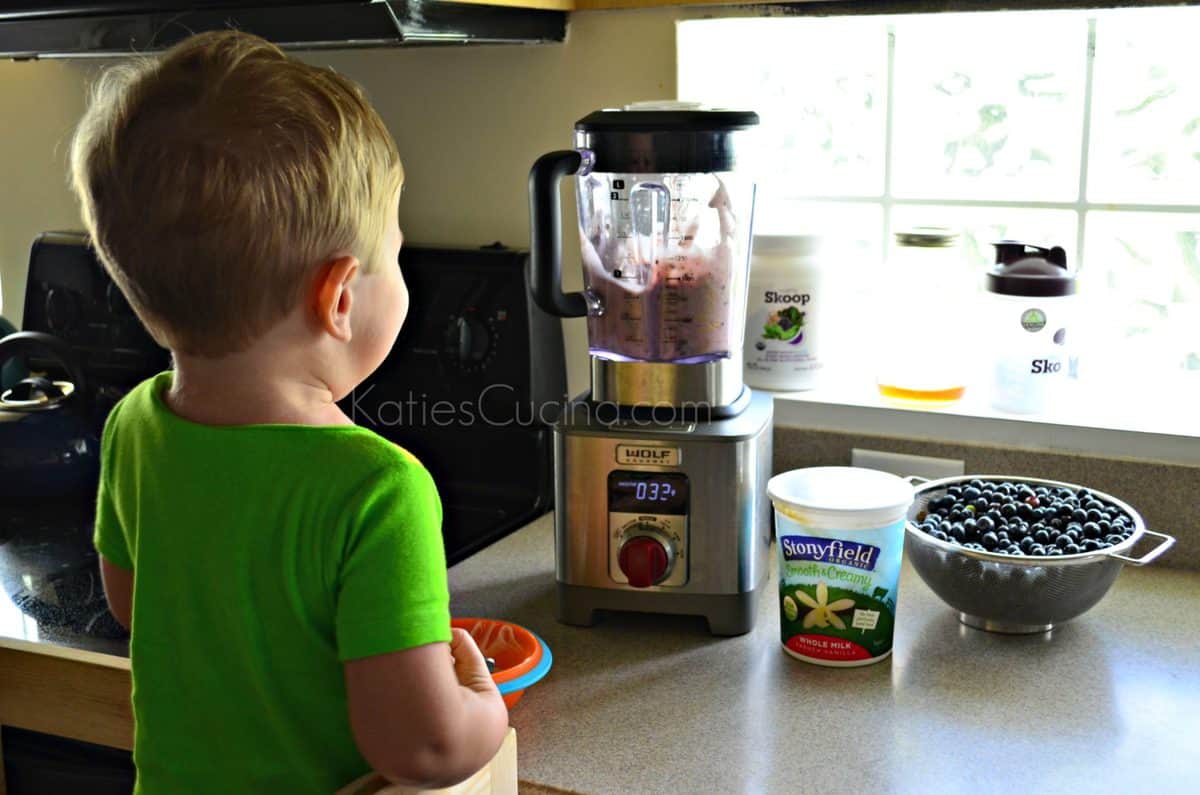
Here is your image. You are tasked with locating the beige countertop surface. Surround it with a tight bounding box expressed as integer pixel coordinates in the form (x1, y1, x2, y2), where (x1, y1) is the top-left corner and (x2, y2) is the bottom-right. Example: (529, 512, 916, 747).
(448, 513, 1200, 795)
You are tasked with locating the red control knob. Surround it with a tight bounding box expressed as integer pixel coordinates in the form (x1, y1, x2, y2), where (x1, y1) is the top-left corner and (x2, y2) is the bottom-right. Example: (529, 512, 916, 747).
(618, 535, 670, 588)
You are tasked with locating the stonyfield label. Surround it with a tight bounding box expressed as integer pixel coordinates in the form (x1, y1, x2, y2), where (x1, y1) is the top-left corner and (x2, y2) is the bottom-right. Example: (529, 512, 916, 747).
(775, 517, 906, 667)
(779, 535, 881, 572)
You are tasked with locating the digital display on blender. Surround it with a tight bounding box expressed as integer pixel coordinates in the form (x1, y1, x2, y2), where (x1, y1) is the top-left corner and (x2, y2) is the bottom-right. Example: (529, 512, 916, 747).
(608, 472, 689, 515)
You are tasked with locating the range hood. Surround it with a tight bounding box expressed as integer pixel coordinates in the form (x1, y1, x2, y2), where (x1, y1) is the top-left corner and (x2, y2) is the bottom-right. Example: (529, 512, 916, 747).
(0, 1, 567, 59)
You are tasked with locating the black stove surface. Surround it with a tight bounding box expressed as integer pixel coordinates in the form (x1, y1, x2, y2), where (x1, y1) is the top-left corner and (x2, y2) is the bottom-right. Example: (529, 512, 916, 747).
(0, 499, 129, 656)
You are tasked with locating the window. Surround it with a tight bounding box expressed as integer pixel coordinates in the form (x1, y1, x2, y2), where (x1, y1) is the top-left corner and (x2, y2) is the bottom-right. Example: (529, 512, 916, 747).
(678, 8, 1200, 437)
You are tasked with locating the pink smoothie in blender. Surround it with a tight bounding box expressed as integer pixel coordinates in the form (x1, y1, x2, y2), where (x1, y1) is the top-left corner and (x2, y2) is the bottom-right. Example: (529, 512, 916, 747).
(579, 172, 754, 364)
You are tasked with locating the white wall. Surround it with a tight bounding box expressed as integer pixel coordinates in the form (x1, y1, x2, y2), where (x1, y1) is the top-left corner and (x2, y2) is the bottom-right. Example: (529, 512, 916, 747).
(0, 8, 711, 394)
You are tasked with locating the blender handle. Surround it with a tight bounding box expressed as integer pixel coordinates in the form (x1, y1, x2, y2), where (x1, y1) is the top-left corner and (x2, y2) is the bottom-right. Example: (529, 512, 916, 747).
(529, 150, 589, 318)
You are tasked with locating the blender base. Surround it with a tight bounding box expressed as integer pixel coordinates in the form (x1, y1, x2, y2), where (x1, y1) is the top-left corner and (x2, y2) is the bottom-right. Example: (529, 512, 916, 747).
(556, 581, 762, 637)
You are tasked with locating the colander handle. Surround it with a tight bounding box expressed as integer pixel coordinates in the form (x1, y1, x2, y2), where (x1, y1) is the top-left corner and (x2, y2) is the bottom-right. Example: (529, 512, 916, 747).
(1107, 529, 1176, 566)
(905, 476, 930, 486)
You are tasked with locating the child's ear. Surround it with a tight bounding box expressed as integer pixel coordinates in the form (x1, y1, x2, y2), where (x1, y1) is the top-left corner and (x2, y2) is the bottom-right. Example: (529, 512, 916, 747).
(312, 255, 359, 343)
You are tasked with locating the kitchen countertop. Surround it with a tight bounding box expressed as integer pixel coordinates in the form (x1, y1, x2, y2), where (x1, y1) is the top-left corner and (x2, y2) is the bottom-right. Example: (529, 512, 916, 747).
(5, 510, 1198, 792)
(450, 514, 1200, 794)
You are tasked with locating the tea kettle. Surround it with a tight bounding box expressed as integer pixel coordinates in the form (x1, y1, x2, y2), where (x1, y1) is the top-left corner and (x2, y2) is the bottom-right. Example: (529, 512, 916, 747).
(0, 331, 99, 499)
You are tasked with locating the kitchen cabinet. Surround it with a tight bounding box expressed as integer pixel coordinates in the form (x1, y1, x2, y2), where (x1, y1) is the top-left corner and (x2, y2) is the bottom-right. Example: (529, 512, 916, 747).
(0, 640, 133, 795)
(0, 638, 518, 795)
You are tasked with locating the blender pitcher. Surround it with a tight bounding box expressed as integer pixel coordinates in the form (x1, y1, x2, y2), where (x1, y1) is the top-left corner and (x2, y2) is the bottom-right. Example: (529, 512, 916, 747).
(529, 103, 760, 408)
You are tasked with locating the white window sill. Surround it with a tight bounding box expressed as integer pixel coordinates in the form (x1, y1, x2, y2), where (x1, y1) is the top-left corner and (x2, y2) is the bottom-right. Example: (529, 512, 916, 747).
(768, 372, 1200, 467)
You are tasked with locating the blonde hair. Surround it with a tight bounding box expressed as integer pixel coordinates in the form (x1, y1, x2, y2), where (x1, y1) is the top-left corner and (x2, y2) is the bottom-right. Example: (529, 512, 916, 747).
(70, 30, 403, 357)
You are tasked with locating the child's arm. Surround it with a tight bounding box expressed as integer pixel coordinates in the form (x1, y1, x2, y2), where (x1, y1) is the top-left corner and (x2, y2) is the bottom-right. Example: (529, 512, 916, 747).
(344, 627, 508, 789)
(98, 555, 134, 630)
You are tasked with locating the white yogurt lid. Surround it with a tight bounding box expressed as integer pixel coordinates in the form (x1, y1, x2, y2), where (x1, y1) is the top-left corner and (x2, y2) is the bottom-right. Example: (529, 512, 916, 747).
(767, 466, 914, 515)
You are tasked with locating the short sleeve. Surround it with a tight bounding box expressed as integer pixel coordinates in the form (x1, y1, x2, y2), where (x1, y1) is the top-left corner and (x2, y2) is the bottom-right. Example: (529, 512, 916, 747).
(93, 404, 134, 570)
(335, 458, 451, 661)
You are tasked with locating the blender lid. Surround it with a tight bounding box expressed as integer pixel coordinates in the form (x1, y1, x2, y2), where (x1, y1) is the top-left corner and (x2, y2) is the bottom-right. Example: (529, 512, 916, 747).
(986, 241, 1077, 297)
(576, 103, 760, 133)
(573, 102, 759, 173)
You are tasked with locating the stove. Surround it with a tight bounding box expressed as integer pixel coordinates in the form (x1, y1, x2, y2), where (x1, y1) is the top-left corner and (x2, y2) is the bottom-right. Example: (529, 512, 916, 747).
(341, 243, 566, 563)
(8, 234, 563, 577)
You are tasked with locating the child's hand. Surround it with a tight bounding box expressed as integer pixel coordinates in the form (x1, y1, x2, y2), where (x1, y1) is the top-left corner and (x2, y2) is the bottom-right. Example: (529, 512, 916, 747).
(450, 627, 498, 695)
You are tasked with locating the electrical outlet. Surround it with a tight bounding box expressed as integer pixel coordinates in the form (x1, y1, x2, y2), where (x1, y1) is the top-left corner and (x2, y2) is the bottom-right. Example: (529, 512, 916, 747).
(851, 449, 965, 482)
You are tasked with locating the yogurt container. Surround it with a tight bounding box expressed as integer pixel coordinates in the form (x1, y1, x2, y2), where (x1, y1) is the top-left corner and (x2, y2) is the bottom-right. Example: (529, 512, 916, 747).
(767, 467, 914, 667)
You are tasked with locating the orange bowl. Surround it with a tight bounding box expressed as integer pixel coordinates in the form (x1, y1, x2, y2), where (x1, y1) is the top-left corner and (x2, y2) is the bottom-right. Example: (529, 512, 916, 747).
(452, 618, 542, 707)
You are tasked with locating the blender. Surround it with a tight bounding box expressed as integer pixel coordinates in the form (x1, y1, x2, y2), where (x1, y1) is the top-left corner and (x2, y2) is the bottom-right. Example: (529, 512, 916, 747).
(528, 103, 774, 636)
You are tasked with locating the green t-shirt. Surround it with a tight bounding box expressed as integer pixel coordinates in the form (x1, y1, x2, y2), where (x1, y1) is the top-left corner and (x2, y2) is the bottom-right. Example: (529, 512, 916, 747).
(94, 372, 451, 794)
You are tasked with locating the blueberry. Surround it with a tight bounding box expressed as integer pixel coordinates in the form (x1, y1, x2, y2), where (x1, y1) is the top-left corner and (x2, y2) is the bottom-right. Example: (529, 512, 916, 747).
(963, 486, 982, 500)
(1065, 543, 1081, 554)
(1001, 503, 1018, 518)
(1082, 522, 1101, 539)
(1055, 535, 1071, 549)
(982, 532, 999, 550)
(969, 478, 984, 489)
(1098, 519, 1112, 533)
(1105, 534, 1124, 546)
(977, 516, 995, 533)
(1030, 544, 1046, 556)
(1085, 499, 1104, 511)
(1085, 509, 1103, 523)
(973, 498, 989, 512)
(934, 531, 949, 541)
(1019, 536, 1035, 552)
(1082, 539, 1101, 552)
(1071, 508, 1087, 523)
(1050, 518, 1063, 530)
(1034, 529, 1050, 544)
(1047, 547, 1064, 556)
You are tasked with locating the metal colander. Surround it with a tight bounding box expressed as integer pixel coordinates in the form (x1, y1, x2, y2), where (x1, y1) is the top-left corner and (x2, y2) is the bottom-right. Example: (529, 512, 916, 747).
(905, 475, 1175, 633)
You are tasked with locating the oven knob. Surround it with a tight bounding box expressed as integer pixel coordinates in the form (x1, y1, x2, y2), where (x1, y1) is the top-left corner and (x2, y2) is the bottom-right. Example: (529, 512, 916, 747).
(444, 313, 491, 367)
(618, 534, 673, 588)
(44, 288, 79, 334)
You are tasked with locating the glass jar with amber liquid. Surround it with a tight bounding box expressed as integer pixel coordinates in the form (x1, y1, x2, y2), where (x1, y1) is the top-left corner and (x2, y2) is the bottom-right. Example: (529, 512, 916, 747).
(875, 228, 970, 405)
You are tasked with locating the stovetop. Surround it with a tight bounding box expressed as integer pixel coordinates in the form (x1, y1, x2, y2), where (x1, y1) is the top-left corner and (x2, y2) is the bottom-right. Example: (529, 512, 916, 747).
(0, 499, 129, 656)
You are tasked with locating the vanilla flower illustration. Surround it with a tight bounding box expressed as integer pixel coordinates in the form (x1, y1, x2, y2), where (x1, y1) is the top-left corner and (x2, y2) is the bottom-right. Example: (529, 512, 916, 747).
(796, 582, 856, 629)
